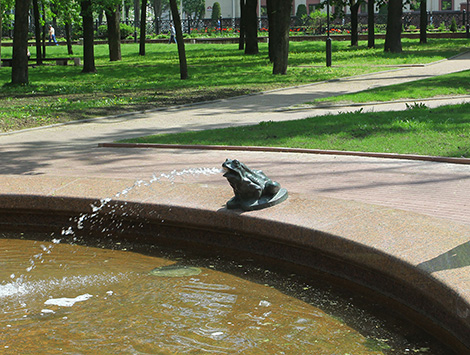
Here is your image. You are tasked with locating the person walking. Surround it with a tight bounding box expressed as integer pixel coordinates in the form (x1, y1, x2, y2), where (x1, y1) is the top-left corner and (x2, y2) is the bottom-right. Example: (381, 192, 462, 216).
(169, 24, 177, 44)
(49, 25, 58, 46)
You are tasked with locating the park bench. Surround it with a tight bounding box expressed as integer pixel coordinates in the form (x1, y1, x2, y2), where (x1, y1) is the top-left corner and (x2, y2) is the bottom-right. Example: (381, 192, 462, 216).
(1, 57, 80, 67)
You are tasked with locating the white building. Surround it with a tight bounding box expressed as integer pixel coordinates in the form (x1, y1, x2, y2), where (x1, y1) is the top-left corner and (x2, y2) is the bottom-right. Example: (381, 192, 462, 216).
(205, 0, 467, 19)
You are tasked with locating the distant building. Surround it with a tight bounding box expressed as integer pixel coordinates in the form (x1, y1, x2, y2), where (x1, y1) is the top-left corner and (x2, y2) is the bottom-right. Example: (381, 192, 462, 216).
(204, 0, 466, 19)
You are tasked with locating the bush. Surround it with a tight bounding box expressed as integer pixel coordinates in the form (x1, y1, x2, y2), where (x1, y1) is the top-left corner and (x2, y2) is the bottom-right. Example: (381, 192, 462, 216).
(211, 2, 221, 27)
(296, 4, 307, 25)
(120, 23, 135, 39)
(96, 23, 136, 39)
(450, 17, 457, 32)
(438, 22, 446, 32)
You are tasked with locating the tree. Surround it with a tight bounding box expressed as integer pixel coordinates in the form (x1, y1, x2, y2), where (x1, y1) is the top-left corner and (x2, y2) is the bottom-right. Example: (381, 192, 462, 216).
(244, 0, 258, 54)
(54, 0, 81, 55)
(211, 1, 221, 27)
(139, 0, 147, 55)
(368, 0, 375, 48)
(295, 4, 307, 25)
(384, 0, 402, 52)
(328, 0, 365, 46)
(11, 0, 30, 84)
(95, 0, 122, 60)
(349, 0, 360, 46)
(81, 0, 97, 72)
(105, 5, 122, 60)
(267, 0, 292, 74)
(169, 0, 188, 79)
(0, 1, 2, 67)
(183, 0, 205, 20)
(32, 0, 43, 65)
(419, 0, 426, 43)
(238, 0, 246, 50)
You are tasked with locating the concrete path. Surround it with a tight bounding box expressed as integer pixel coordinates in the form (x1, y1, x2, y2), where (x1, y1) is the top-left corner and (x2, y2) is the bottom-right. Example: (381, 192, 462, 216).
(1, 51, 470, 225)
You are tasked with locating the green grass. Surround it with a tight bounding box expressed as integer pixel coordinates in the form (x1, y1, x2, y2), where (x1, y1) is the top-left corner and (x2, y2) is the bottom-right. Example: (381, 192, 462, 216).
(122, 103, 470, 158)
(310, 69, 470, 105)
(1, 38, 468, 132)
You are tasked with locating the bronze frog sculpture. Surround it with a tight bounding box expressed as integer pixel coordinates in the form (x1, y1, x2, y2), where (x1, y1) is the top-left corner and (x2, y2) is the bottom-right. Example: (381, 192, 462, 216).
(222, 159, 288, 211)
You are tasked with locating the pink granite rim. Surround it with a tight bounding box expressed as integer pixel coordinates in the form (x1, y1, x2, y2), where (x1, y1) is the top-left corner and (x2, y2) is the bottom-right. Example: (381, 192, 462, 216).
(1, 191, 469, 352)
(98, 143, 470, 165)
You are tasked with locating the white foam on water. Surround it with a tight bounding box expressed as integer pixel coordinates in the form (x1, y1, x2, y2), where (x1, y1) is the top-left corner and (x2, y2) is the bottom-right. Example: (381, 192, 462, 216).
(44, 293, 93, 307)
(0, 273, 127, 299)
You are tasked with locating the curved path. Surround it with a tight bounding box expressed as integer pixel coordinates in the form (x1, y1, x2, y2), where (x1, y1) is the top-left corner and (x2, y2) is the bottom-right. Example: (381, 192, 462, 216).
(1, 50, 470, 350)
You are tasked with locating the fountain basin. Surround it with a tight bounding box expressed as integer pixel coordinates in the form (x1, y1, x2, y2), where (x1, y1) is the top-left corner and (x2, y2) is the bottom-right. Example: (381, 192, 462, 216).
(0, 175, 469, 352)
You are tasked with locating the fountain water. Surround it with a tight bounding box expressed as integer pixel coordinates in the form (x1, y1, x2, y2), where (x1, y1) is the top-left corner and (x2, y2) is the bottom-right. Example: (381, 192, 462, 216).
(0, 234, 452, 354)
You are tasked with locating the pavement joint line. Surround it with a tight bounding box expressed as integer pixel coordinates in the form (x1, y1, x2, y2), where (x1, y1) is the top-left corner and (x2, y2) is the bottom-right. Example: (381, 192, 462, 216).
(98, 142, 470, 165)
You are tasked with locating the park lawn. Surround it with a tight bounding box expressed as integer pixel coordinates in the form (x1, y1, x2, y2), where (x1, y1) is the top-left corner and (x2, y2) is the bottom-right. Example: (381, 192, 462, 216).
(121, 103, 470, 158)
(308, 69, 470, 105)
(0, 38, 469, 132)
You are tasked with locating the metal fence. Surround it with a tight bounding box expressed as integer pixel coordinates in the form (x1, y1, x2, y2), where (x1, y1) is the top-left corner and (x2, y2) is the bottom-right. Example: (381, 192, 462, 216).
(117, 10, 468, 35)
(17, 10, 469, 39)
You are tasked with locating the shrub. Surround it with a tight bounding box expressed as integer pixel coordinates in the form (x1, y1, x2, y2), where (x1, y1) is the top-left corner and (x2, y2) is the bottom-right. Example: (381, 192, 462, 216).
(211, 2, 221, 27)
(296, 4, 307, 25)
(96, 23, 136, 39)
(450, 17, 457, 32)
(438, 22, 446, 32)
(120, 23, 135, 39)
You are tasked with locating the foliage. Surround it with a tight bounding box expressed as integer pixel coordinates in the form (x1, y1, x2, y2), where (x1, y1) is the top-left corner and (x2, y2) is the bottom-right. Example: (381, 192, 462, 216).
(1, 0, 15, 34)
(53, 0, 81, 27)
(183, 0, 205, 21)
(450, 17, 457, 32)
(301, 10, 328, 33)
(295, 4, 307, 25)
(97, 22, 134, 39)
(211, 2, 221, 27)
(438, 22, 446, 32)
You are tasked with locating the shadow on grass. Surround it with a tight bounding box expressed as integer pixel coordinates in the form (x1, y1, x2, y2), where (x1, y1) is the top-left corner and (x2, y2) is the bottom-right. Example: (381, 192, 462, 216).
(128, 103, 470, 158)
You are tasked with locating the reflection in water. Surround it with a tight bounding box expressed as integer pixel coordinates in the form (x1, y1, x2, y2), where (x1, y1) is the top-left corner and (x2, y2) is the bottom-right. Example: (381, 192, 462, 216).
(0, 236, 452, 354)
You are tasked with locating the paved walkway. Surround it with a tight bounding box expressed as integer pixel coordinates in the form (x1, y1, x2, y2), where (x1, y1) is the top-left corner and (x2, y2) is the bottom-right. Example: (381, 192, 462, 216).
(1, 51, 470, 225)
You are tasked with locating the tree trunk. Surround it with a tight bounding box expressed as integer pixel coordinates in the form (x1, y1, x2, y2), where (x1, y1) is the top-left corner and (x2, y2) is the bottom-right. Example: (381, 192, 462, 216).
(32, 0, 42, 65)
(0, 1, 2, 67)
(238, 0, 246, 50)
(105, 6, 122, 61)
(419, 0, 427, 44)
(267, 0, 274, 61)
(140, 0, 148, 55)
(134, 0, 141, 29)
(273, 0, 292, 74)
(384, 0, 402, 53)
(367, 0, 375, 48)
(81, 0, 97, 73)
(42, 3, 47, 58)
(169, 0, 188, 79)
(350, 1, 359, 46)
(12, 0, 30, 84)
(267, 0, 291, 74)
(244, 0, 258, 55)
(65, 22, 74, 55)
